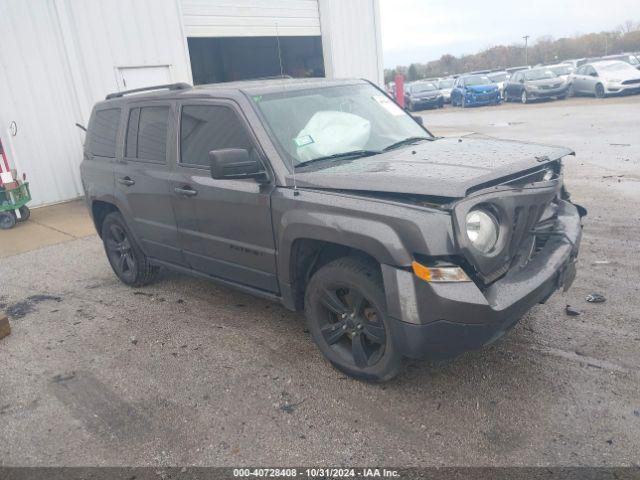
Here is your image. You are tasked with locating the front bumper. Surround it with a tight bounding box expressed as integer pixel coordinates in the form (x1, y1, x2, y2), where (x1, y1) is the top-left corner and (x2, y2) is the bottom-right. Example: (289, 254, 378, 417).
(465, 92, 500, 105)
(527, 85, 568, 99)
(411, 96, 443, 108)
(383, 199, 582, 359)
(605, 82, 640, 94)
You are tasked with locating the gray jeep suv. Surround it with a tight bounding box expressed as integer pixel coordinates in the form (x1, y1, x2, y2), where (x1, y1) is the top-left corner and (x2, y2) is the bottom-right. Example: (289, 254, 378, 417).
(81, 79, 584, 381)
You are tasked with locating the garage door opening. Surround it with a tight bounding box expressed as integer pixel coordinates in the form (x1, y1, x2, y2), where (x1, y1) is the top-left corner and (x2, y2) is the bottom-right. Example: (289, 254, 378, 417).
(187, 36, 325, 85)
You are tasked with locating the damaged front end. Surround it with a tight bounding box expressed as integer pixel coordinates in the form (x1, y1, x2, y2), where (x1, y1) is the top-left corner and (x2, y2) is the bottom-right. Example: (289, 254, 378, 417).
(386, 158, 586, 360)
(451, 159, 585, 288)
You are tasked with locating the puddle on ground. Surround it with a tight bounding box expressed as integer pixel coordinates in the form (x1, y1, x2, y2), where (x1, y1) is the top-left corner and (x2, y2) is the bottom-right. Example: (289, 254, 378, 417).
(5, 294, 62, 319)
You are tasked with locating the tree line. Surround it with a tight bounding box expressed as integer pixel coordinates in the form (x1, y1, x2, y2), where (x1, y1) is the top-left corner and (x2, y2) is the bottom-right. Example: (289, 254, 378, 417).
(385, 20, 640, 84)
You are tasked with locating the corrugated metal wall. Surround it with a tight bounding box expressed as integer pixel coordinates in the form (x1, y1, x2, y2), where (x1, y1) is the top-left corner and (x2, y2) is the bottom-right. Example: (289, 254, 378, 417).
(318, 0, 383, 85)
(181, 0, 321, 37)
(0, 0, 192, 206)
(0, 0, 382, 206)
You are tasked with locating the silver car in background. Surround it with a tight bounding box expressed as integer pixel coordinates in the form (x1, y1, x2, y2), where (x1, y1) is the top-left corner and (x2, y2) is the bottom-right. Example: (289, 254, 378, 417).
(437, 77, 454, 103)
(569, 60, 640, 97)
(545, 63, 575, 81)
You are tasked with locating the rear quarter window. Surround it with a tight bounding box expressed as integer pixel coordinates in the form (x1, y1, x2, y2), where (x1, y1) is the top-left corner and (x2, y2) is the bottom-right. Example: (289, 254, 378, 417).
(125, 106, 170, 163)
(88, 108, 121, 158)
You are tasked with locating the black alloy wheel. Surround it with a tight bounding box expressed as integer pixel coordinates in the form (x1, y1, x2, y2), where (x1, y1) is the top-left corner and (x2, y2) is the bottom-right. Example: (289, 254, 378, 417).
(104, 222, 137, 284)
(317, 285, 386, 369)
(304, 257, 402, 381)
(101, 212, 158, 287)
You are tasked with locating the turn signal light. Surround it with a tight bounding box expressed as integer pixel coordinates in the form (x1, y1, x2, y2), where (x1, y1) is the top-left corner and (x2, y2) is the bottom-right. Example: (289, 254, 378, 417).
(411, 261, 471, 283)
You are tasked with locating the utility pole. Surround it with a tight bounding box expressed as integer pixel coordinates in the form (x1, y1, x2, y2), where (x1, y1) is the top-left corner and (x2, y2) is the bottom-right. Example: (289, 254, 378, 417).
(522, 35, 530, 65)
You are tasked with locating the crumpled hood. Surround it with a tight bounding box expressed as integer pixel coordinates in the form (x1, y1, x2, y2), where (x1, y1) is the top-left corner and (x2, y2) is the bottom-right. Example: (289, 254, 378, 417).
(466, 84, 497, 93)
(288, 137, 573, 198)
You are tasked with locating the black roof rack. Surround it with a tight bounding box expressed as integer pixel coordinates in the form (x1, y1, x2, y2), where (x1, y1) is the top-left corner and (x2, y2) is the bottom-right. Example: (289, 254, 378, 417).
(105, 82, 191, 100)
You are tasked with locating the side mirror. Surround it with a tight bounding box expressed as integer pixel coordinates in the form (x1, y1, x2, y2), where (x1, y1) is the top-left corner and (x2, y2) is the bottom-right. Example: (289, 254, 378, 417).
(590, 72, 598, 77)
(412, 115, 424, 125)
(519, 78, 525, 83)
(209, 149, 265, 180)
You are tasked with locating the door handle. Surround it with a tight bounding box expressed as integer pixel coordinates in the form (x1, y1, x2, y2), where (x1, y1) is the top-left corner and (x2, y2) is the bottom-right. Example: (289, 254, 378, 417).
(174, 186, 198, 197)
(117, 177, 135, 186)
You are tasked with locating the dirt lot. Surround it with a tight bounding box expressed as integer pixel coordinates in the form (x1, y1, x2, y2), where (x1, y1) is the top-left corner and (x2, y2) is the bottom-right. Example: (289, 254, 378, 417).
(1, 96, 639, 467)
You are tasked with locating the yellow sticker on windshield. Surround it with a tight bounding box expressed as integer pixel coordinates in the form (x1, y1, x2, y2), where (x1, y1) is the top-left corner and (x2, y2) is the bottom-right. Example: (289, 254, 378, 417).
(372, 95, 405, 116)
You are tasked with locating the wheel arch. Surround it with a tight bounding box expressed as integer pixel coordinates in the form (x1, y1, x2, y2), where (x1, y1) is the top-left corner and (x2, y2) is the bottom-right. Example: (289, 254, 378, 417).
(279, 211, 412, 311)
(91, 199, 121, 238)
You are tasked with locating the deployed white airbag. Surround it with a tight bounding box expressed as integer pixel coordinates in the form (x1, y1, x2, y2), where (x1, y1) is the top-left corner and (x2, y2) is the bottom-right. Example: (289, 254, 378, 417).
(295, 111, 371, 162)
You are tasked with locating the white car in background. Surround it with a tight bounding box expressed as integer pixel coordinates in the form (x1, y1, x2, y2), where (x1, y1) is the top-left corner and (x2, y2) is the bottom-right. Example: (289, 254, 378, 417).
(569, 60, 640, 97)
(487, 71, 509, 99)
(437, 77, 455, 103)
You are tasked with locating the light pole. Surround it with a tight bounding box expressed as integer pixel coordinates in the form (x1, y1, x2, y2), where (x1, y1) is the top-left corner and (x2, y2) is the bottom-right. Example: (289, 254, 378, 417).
(523, 35, 530, 65)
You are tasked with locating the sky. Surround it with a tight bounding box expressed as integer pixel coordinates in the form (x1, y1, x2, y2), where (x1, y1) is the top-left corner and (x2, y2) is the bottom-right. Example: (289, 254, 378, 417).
(380, 0, 640, 68)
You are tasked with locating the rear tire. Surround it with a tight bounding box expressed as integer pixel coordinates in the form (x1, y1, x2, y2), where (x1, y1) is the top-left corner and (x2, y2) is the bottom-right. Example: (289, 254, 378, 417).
(304, 257, 402, 382)
(101, 212, 158, 287)
(0, 212, 16, 230)
(17, 205, 30, 221)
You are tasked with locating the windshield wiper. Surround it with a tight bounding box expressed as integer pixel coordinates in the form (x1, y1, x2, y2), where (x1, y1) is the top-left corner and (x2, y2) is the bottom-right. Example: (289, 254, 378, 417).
(295, 150, 381, 169)
(383, 136, 433, 152)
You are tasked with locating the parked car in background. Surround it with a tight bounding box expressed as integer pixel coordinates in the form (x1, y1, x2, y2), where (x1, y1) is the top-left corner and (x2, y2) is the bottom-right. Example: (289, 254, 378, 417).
(487, 71, 509, 99)
(437, 77, 454, 103)
(563, 58, 588, 69)
(569, 60, 640, 97)
(506, 65, 531, 74)
(451, 75, 500, 107)
(545, 63, 575, 81)
(587, 53, 640, 70)
(504, 68, 568, 103)
(404, 81, 444, 110)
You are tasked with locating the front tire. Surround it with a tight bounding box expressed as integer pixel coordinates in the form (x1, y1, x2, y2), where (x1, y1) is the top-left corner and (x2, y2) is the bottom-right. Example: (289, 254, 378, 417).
(521, 90, 528, 104)
(595, 83, 605, 98)
(0, 212, 16, 230)
(304, 257, 402, 382)
(101, 212, 158, 287)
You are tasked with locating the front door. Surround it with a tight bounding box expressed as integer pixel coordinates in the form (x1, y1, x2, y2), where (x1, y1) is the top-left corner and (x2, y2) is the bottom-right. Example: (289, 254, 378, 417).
(115, 102, 185, 266)
(169, 101, 278, 292)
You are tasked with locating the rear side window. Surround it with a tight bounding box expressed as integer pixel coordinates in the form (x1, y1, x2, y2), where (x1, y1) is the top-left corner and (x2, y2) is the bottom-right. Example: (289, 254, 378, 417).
(180, 105, 253, 167)
(88, 108, 120, 158)
(125, 106, 169, 163)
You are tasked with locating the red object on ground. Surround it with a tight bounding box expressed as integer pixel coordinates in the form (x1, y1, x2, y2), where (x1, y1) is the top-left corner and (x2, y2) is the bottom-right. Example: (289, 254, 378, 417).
(395, 74, 405, 108)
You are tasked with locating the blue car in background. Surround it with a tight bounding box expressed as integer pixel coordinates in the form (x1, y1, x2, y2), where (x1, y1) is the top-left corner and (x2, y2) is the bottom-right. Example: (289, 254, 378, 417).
(451, 74, 501, 107)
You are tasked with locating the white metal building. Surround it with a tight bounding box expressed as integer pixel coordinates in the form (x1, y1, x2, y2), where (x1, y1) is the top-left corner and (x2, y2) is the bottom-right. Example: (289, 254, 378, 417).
(0, 0, 383, 206)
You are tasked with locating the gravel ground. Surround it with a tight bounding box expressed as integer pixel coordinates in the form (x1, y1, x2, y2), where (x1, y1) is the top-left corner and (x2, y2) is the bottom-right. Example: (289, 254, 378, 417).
(1, 96, 639, 467)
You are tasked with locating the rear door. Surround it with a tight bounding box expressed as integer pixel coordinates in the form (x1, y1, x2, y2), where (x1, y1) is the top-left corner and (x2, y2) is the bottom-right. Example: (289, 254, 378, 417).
(169, 99, 278, 292)
(572, 66, 588, 93)
(81, 107, 120, 208)
(114, 102, 185, 266)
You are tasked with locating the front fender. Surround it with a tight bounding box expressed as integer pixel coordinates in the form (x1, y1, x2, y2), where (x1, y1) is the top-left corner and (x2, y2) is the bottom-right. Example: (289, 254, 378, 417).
(271, 188, 456, 285)
(278, 210, 410, 283)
